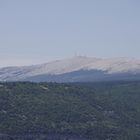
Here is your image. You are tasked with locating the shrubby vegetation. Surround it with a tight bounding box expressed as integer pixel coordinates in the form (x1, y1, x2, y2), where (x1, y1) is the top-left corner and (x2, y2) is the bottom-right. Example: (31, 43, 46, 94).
(0, 81, 140, 139)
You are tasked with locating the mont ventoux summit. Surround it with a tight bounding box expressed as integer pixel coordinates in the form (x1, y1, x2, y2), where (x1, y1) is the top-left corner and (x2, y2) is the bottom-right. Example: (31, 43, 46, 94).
(1, 56, 140, 82)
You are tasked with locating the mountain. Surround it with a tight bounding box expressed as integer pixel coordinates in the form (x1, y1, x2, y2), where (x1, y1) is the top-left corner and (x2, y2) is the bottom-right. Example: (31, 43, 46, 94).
(1, 56, 140, 82)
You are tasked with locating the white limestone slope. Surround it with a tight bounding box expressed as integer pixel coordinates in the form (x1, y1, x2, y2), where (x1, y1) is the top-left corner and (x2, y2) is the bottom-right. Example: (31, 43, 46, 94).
(0, 56, 140, 81)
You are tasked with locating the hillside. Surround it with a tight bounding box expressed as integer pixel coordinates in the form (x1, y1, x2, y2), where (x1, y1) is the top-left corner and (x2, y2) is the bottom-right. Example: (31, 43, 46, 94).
(0, 81, 140, 139)
(1, 56, 140, 82)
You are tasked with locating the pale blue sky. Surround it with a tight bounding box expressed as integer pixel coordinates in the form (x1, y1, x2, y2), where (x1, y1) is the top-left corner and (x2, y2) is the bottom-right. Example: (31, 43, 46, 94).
(0, 0, 140, 66)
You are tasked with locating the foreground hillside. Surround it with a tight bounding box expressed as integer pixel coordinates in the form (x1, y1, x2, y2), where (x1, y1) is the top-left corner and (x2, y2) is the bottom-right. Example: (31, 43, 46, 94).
(0, 82, 140, 139)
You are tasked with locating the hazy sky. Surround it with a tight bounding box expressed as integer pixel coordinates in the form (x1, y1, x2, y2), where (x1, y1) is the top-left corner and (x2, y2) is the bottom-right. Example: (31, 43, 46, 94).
(0, 0, 140, 66)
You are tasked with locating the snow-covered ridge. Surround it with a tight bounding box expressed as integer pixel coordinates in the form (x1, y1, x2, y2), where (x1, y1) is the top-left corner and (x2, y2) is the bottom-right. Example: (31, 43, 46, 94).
(0, 56, 140, 81)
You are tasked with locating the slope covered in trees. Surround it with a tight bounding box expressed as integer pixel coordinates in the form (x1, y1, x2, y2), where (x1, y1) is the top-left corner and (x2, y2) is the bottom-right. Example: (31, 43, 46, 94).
(0, 81, 140, 140)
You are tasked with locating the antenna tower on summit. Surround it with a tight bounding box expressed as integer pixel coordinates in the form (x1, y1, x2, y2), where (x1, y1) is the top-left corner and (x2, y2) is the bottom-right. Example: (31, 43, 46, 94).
(74, 52, 78, 57)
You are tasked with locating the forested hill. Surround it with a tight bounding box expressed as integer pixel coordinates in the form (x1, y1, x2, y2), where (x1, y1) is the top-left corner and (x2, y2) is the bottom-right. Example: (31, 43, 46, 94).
(0, 81, 140, 140)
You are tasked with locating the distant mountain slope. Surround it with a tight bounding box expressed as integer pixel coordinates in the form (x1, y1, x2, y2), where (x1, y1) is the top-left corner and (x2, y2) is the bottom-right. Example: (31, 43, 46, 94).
(26, 70, 140, 82)
(0, 56, 140, 82)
